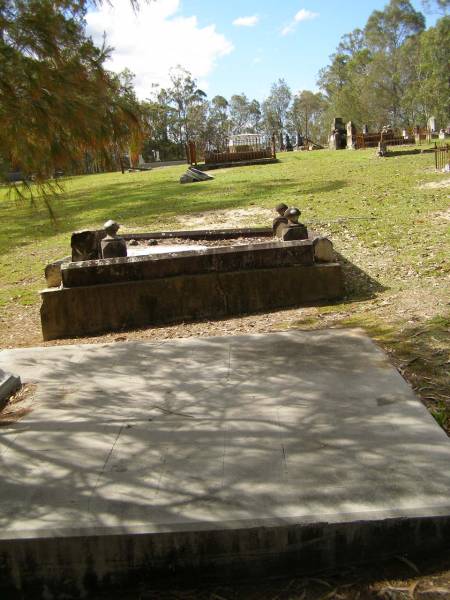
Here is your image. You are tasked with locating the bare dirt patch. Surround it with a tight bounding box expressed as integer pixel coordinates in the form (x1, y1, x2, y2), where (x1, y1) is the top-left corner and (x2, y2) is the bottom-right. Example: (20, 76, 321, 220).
(420, 177, 450, 189)
(433, 208, 450, 222)
(176, 206, 271, 229)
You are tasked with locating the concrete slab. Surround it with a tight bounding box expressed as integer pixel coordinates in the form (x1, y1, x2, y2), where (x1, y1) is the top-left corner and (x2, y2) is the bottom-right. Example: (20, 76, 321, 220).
(0, 329, 450, 598)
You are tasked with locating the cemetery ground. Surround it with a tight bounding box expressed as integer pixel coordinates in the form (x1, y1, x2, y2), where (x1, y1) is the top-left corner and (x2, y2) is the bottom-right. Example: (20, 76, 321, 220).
(1, 149, 448, 430)
(0, 148, 449, 598)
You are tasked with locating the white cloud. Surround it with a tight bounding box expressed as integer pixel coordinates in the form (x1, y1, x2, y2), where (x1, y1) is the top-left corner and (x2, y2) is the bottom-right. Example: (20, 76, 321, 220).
(281, 7, 319, 35)
(86, 0, 233, 99)
(281, 23, 295, 36)
(294, 9, 319, 22)
(233, 15, 259, 27)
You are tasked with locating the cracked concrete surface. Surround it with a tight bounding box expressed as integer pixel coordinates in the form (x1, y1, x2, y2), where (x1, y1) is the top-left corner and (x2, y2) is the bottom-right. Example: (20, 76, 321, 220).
(1, 329, 450, 539)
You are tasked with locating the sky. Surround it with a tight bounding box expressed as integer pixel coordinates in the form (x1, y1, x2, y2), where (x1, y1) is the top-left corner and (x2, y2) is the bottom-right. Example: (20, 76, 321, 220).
(86, 0, 441, 102)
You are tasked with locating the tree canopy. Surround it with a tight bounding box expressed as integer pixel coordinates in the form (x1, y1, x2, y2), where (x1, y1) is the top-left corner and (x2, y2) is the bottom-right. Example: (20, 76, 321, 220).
(0, 0, 143, 193)
(0, 0, 449, 190)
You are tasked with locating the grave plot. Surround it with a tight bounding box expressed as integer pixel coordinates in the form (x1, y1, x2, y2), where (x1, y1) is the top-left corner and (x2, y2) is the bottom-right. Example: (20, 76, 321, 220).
(1, 329, 450, 598)
(40, 211, 342, 340)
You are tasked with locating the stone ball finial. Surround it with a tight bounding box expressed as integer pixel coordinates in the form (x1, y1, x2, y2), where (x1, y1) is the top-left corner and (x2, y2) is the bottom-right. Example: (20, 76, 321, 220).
(284, 207, 301, 224)
(103, 220, 120, 236)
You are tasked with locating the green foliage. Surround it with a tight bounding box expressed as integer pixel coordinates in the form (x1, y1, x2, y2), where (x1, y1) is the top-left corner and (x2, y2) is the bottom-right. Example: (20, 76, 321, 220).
(319, 0, 449, 130)
(288, 90, 327, 144)
(262, 79, 292, 146)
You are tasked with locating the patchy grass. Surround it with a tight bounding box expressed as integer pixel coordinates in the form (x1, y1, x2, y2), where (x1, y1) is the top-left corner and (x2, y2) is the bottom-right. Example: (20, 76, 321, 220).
(0, 148, 449, 426)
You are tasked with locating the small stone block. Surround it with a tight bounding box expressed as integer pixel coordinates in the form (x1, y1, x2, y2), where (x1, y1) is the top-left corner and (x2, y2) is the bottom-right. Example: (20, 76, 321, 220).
(44, 257, 71, 287)
(313, 237, 335, 262)
(279, 224, 309, 241)
(0, 368, 21, 406)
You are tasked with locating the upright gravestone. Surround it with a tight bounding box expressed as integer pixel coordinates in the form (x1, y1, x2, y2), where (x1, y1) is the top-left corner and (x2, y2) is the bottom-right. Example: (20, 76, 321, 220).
(329, 118, 346, 150)
(346, 121, 356, 150)
(427, 116, 437, 133)
(285, 134, 294, 151)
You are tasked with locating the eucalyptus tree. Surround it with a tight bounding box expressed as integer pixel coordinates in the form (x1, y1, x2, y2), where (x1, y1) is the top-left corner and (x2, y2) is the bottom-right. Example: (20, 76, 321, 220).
(288, 91, 327, 144)
(364, 0, 425, 127)
(262, 79, 292, 146)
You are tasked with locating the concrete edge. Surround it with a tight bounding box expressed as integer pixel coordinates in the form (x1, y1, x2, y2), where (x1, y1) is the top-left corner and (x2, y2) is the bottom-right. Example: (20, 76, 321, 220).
(3, 503, 450, 541)
(0, 328, 376, 359)
(1, 514, 450, 598)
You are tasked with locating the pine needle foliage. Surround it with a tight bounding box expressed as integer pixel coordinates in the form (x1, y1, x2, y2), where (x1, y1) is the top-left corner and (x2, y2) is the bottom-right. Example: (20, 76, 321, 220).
(0, 0, 144, 201)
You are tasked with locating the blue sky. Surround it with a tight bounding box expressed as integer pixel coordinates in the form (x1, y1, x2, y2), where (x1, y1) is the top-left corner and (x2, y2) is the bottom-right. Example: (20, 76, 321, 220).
(86, 0, 440, 101)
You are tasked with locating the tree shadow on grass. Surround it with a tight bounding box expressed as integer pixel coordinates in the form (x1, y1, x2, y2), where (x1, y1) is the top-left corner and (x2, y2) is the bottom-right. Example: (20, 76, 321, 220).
(2, 177, 349, 253)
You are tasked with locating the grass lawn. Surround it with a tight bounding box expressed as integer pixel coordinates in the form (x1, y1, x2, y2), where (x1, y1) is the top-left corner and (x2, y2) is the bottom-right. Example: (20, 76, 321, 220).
(0, 148, 449, 429)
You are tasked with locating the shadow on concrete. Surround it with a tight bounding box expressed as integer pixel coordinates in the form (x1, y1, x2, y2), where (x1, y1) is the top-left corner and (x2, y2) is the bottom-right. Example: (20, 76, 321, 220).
(1, 330, 450, 596)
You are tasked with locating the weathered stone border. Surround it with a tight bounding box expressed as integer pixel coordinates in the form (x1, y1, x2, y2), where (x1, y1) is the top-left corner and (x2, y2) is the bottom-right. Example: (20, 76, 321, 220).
(41, 263, 343, 340)
(60, 239, 316, 287)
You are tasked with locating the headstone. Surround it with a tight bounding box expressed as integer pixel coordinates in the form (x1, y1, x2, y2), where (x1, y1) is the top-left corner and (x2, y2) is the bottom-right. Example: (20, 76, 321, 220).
(285, 135, 294, 151)
(188, 167, 214, 181)
(346, 121, 356, 150)
(180, 167, 214, 184)
(100, 220, 127, 259)
(377, 141, 387, 157)
(428, 116, 437, 133)
(331, 117, 345, 132)
(329, 118, 346, 150)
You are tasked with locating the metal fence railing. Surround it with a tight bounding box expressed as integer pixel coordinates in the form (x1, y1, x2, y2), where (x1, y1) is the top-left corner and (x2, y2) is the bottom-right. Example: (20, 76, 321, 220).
(187, 135, 276, 166)
(434, 143, 450, 170)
